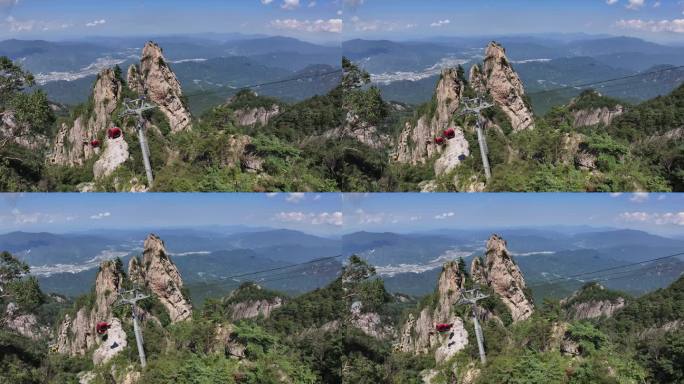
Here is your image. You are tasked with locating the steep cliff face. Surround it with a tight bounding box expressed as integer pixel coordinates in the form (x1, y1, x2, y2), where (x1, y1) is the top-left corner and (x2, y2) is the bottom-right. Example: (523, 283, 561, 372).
(571, 106, 624, 128)
(396, 261, 469, 363)
(128, 234, 192, 322)
(137, 42, 192, 133)
(394, 68, 470, 175)
(2, 302, 50, 340)
(562, 283, 627, 320)
(0, 111, 49, 150)
(471, 234, 534, 322)
(56, 260, 126, 362)
(48, 68, 123, 167)
(233, 105, 281, 127)
(469, 42, 534, 132)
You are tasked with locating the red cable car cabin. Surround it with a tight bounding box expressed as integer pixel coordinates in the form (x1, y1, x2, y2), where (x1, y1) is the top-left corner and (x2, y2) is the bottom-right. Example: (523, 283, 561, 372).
(443, 128, 456, 139)
(107, 127, 122, 139)
(91, 139, 101, 148)
(434, 137, 445, 145)
(96, 322, 110, 335)
(435, 323, 453, 333)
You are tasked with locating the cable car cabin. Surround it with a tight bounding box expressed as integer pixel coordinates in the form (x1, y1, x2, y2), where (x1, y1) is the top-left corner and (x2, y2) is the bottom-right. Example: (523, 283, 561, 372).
(458, 154, 467, 161)
(434, 137, 445, 145)
(443, 128, 456, 139)
(107, 127, 122, 139)
(435, 323, 453, 333)
(96, 322, 110, 335)
(91, 139, 101, 148)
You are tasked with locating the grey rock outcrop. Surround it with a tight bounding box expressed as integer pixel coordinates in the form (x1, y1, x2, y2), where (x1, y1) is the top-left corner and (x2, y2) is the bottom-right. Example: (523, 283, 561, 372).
(128, 234, 192, 322)
(328, 111, 392, 149)
(469, 42, 534, 132)
(471, 234, 534, 322)
(228, 297, 283, 321)
(394, 68, 470, 176)
(571, 105, 624, 128)
(2, 302, 50, 340)
(396, 261, 469, 363)
(0, 111, 48, 150)
(568, 298, 626, 320)
(233, 105, 281, 127)
(138, 42, 192, 133)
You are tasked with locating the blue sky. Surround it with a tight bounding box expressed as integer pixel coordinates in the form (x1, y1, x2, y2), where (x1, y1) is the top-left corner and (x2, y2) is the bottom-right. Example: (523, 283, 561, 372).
(0, 1, 682, 43)
(346, 0, 684, 43)
(0, 193, 343, 235)
(0, 0, 343, 42)
(1, 193, 682, 237)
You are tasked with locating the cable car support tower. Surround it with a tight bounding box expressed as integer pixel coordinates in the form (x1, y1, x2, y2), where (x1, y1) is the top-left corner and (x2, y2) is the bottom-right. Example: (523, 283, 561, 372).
(115, 288, 150, 368)
(120, 97, 157, 188)
(459, 97, 494, 181)
(457, 287, 489, 364)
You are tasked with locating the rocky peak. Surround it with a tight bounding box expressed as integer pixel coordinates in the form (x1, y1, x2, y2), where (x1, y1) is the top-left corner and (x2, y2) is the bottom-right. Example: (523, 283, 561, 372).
(48, 68, 123, 167)
(56, 259, 126, 363)
(471, 234, 534, 322)
(126, 64, 144, 96)
(568, 91, 624, 128)
(394, 68, 470, 176)
(128, 234, 192, 322)
(2, 302, 50, 340)
(396, 261, 469, 363)
(139, 42, 192, 133)
(469, 42, 534, 132)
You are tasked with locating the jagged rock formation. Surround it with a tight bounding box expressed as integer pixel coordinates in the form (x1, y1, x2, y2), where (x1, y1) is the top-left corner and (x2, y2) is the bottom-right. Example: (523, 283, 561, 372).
(471, 234, 534, 322)
(571, 105, 624, 128)
(2, 302, 50, 340)
(49, 68, 123, 166)
(327, 111, 391, 149)
(469, 42, 534, 132)
(229, 298, 282, 321)
(568, 298, 626, 320)
(394, 68, 470, 176)
(396, 261, 469, 363)
(562, 283, 627, 320)
(128, 234, 192, 322)
(56, 260, 126, 360)
(134, 42, 192, 133)
(349, 301, 395, 340)
(233, 105, 281, 127)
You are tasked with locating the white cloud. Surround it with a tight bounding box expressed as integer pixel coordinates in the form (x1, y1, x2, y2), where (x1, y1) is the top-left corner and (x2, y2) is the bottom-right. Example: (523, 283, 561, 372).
(616, 18, 684, 33)
(266, 192, 279, 198)
(430, 19, 451, 28)
(609, 192, 623, 197)
(90, 212, 111, 220)
(286, 192, 305, 203)
(355, 209, 384, 224)
(619, 211, 684, 225)
(85, 19, 106, 27)
(626, 0, 645, 10)
(630, 192, 650, 202)
(271, 18, 343, 33)
(308, 1, 316, 7)
(606, 0, 619, 4)
(275, 211, 343, 226)
(653, 1, 661, 7)
(434, 212, 455, 220)
(281, 0, 300, 10)
(261, 0, 274, 4)
(5, 15, 35, 32)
